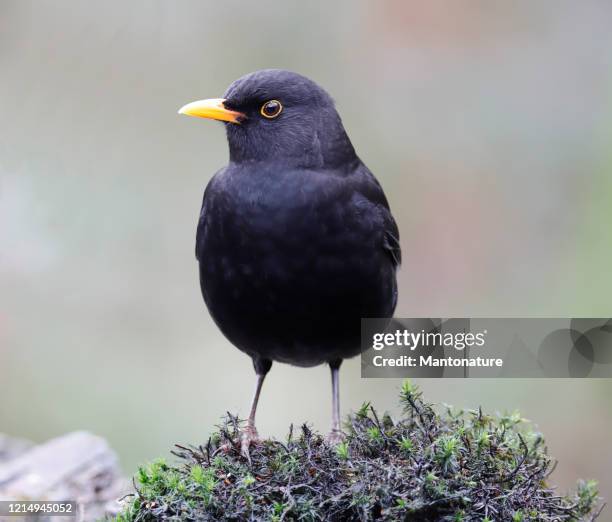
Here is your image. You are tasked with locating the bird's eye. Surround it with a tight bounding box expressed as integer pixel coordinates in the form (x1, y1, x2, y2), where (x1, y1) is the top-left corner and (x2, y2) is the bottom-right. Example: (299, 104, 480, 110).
(260, 100, 283, 119)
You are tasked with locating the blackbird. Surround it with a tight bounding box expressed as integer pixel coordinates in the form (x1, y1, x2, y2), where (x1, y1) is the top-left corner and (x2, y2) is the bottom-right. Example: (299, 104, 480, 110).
(179, 69, 400, 451)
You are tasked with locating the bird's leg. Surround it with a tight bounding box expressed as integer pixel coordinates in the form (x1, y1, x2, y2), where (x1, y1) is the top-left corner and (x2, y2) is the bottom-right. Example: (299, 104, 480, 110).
(327, 359, 345, 445)
(243, 374, 265, 443)
(241, 357, 271, 456)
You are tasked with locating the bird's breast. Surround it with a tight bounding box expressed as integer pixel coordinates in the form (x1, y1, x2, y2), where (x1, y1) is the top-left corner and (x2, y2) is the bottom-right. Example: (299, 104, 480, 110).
(196, 166, 396, 365)
(202, 171, 379, 280)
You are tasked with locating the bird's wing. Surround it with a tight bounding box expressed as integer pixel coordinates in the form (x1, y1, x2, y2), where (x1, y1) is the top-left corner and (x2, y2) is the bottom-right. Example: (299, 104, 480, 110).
(355, 164, 402, 269)
(383, 224, 402, 267)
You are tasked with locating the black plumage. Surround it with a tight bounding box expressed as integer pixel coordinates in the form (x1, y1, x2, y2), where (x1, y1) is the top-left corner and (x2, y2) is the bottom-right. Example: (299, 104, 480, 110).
(180, 69, 400, 450)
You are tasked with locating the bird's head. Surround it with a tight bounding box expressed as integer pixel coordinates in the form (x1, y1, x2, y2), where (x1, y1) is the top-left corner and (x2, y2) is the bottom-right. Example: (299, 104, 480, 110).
(178, 69, 356, 169)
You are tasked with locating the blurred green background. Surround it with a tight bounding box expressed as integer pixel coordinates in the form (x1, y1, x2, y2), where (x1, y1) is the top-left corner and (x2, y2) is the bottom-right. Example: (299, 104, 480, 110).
(1, 0, 611, 509)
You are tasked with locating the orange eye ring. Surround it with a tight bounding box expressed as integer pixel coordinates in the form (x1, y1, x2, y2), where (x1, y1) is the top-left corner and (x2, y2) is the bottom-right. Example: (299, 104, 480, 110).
(260, 100, 283, 119)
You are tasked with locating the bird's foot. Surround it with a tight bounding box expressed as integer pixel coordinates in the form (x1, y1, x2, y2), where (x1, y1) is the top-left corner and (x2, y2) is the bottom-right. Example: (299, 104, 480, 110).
(326, 429, 346, 446)
(240, 425, 260, 458)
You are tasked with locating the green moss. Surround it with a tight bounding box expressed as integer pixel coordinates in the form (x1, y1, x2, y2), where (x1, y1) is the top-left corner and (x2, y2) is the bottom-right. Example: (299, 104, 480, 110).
(335, 440, 350, 460)
(115, 382, 602, 521)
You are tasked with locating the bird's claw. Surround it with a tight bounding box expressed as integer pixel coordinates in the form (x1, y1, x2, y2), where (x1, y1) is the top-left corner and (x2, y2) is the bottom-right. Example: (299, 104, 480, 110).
(326, 429, 346, 446)
(240, 425, 260, 459)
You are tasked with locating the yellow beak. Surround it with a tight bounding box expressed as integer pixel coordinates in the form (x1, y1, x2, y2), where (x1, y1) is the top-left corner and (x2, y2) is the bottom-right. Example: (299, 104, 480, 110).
(177, 98, 244, 124)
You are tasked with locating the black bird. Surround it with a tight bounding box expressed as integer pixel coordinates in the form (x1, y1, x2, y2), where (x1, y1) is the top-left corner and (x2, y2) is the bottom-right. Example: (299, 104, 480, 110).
(179, 69, 400, 451)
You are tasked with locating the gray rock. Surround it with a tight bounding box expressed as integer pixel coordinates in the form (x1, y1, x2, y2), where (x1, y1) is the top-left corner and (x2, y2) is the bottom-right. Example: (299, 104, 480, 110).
(0, 432, 128, 521)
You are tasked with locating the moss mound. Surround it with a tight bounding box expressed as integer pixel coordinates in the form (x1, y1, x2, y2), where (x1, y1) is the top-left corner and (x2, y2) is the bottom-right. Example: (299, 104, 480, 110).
(117, 382, 602, 521)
